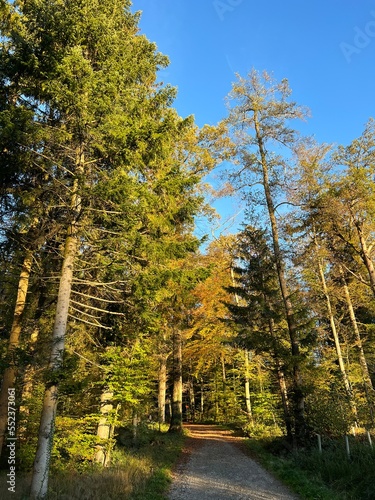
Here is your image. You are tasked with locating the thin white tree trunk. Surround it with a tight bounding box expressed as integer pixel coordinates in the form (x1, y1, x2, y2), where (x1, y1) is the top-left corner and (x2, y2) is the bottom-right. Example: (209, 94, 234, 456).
(30, 154, 82, 499)
(340, 266, 374, 421)
(317, 256, 358, 422)
(244, 350, 253, 423)
(95, 389, 114, 466)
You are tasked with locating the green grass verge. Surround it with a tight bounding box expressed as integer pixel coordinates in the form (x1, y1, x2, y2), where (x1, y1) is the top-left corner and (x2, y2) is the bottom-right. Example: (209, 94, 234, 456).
(244, 436, 375, 500)
(0, 426, 186, 499)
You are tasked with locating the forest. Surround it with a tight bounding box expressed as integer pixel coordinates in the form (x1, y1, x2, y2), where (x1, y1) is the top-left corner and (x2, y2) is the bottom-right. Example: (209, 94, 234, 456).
(0, 1, 375, 499)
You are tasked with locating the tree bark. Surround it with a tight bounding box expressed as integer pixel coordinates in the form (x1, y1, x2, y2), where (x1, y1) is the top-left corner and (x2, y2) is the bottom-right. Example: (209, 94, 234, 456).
(200, 379, 204, 419)
(188, 376, 195, 422)
(94, 389, 114, 466)
(158, 355, 167, 427)
(340, 266, 374, 422)
(168, 329, 182, 432)
(253, 111, 306, 441)
(355, 221, 375, 298)
(317, 255, 358, 423)
(30, 153, 82, 499)
(244, 350, 254, 424)
(267, 317, 293, 440)
(0, 250, 33, 455)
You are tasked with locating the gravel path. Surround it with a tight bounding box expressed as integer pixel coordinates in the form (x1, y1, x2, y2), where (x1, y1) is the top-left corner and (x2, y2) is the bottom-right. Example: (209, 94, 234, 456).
(168, 424, 299, 500)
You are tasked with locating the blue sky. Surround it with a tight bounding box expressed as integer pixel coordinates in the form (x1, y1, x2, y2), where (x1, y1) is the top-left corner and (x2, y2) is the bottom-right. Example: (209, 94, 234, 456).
(130, 1, 375, 239)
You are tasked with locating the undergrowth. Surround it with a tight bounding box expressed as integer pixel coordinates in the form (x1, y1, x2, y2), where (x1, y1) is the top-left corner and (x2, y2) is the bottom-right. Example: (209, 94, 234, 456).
(0, 424, 186, 499)
(245, 433, 375, 500)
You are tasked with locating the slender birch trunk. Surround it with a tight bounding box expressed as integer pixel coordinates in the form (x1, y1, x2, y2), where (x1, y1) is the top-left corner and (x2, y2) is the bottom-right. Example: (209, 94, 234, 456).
(339, 266, 374, 422)
(0, 250, 33, 455)
(30, 153, 83, 499)
(316, 254, 358, 422)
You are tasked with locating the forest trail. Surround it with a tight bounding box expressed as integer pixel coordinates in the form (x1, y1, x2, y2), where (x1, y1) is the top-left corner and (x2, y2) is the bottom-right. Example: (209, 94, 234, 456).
(167, 424, 299, 500)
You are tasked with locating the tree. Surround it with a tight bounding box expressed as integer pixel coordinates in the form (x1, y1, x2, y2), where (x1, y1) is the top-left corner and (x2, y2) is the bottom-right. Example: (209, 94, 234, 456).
(0, 0, 191, 496)
(222, 70, 309, 442)
(226, 226, 294, 438)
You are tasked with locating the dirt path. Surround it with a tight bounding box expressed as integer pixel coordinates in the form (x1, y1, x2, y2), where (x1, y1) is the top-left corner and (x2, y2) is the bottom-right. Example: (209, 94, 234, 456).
(168, 424, 299, 500)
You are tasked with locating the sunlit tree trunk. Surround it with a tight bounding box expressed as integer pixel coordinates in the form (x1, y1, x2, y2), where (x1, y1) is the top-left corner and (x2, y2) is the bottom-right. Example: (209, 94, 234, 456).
(254, 111, 305, 440)
(95, 389, 114, 466)
(244, 350, 254, 424)
(316, 253, 358, 423)
(169, 329, 182, 432)
(18, 326, 39, 441)
(340, 266, 374, 422)
(0, 250, 33, 455)
(353, 221, 375, 297)
(30, 152, 83, 499)
(158, 354, 167, 427)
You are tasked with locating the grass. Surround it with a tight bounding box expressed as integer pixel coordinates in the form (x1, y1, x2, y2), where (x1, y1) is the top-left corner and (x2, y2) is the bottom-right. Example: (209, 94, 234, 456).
(244, 434, 375, 500)
(0, 425, 186, 499)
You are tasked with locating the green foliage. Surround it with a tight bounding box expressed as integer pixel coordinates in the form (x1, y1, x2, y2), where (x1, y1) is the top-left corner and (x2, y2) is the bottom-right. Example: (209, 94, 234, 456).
(306, 388, 353, 437)
(102, 340, 154, 411)
(50, 426, 185, 499)
(245, 432, 375, 500)
(52, 416, 99, 470)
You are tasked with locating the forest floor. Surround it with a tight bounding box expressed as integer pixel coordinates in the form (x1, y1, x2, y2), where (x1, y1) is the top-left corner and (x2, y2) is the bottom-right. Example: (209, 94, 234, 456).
(167, 424, 299, 500)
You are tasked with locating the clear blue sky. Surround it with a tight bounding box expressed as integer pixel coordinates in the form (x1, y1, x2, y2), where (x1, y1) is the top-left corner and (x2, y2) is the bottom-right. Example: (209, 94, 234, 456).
(130, 0, 375, 239)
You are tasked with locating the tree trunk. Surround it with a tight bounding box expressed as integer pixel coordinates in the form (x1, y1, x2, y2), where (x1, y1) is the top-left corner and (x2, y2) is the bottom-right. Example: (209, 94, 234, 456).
(188, 376, 195, 422)
(340, 266, 374, 422)
(158, 355, 167, 427)
(317, 255, 358, 423)
(200, 379, 204, 419)
(267, 317, 293, 439)
(254, 112, 305, 441)
(244, 350, 254, 424)
(168, 330, 182, 432)
(0, 250, 33, 455)
(354, 221, 375, 297)
(95, 389, 114, 466)
(275, 360, 293, 439)
(18, 326, 39, 441)
(30, 153, 82, 499)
